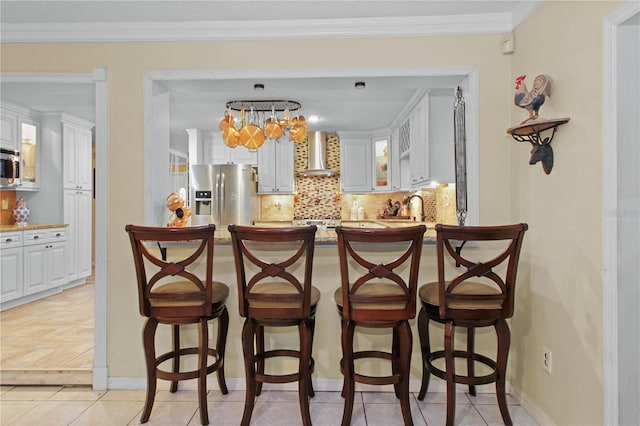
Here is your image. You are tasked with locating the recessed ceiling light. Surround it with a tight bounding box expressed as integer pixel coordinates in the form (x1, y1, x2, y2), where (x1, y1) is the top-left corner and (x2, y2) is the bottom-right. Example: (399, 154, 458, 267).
(253, 83, 265, 91)
(355, 81, 366, 90)
(307, 115, 320, 123)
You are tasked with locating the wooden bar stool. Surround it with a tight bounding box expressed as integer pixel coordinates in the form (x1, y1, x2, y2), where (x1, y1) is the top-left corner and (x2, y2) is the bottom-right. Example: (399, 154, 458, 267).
(334, 225, 426, 426)
(416, 223, 528, 426)
(125, 224, 229, 425)
(228, 225, 319, 426)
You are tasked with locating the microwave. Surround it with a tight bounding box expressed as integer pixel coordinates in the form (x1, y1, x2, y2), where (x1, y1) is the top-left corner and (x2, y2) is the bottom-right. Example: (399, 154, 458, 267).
(0, 148, 21, 187)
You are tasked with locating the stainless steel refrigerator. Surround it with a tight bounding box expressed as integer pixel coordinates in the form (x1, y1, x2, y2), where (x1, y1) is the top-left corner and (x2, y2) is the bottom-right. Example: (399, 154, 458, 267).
(189, 164, 259, 227)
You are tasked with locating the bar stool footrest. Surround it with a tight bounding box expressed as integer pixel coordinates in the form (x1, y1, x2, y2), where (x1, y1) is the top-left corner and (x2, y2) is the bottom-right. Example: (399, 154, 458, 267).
(155, 347, 223, 382)
(340, 350, 402, 386)
(254, 349, 315, 385)
(426, 349, 497, 386)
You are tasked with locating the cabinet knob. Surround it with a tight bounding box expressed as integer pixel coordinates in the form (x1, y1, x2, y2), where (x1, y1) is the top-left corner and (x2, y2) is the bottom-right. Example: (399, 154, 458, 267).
(5, 238, 12, 242)
(34, 235, 39, 239)
(56, 233, 61, 237)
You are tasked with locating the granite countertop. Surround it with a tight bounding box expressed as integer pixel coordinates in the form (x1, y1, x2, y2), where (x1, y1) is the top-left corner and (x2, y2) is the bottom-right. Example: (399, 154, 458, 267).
(0, 223, 69, 232)
(213, 219, 437, 246)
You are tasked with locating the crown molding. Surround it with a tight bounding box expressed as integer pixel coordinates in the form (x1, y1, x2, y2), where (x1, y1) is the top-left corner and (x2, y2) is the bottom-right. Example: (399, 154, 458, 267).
(1, 11, 534, 44)
(510, 0, 542, 29)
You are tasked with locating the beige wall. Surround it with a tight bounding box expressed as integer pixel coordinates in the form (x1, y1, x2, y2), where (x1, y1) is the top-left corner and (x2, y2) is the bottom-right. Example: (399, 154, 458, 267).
(508, 1, 622, 425)
(0, 1, 623, 422)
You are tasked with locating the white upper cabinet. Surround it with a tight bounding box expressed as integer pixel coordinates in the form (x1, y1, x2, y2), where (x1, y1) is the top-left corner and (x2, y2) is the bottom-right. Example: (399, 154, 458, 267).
(409, 92, 430, 187)
(340, 132, 372, 193)
(1, 109, 18, 152)
(19, 117, 40, 190)
(1, 103, 41, 190)
(257, 139, 294, 193)
(372, 131, 391, 192)
(62, 115, 94, 191)
(208, 132, 257, 166)
(428, 90, 455, 184)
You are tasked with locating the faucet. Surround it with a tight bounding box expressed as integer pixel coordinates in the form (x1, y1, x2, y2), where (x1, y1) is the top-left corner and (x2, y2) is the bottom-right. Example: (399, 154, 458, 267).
(407, 194, 426, 222)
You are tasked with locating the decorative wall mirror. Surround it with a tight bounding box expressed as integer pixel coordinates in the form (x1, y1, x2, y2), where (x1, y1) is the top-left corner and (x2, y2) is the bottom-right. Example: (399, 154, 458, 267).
(454, 86, 467, 226)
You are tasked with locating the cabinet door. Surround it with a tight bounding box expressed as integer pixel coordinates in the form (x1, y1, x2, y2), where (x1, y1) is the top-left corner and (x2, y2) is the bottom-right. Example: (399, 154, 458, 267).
(49, 241, 67, 288)
(274, 141, 294, 193)
(257, 141, 276, 193)
(257, 139, 294, 193)
(64, 189, 78, 282)
(341, 136, 372, 193)
(76, 190, 93, 279)
(0, 247, 23, 302)
(1, 110, 18, 152)
(19, 117, 40, 190)
(76, 127, 93, 190)
(410, 93, 430, 187)
(230, 145, 257, 166)
(372, 135, 390, 191)
(62, 123, 79, 189)
(23, 244, 47, 295)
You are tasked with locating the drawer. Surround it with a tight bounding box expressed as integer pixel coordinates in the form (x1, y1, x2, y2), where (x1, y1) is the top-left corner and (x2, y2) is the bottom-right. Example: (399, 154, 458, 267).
(0, 232, 22, 248)
(23, 229, 47, 246)
(48, 228, 67, 241)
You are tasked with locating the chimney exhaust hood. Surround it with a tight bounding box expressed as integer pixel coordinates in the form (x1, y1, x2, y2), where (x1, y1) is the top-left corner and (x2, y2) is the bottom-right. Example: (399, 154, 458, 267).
(297, 131, 337, 177)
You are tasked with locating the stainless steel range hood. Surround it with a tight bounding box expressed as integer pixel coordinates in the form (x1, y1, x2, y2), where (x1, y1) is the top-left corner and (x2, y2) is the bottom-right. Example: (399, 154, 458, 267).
(297, 131, 337, 177)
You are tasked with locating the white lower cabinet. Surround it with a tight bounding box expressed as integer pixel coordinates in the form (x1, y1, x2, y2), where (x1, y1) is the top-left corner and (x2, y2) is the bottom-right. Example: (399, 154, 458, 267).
(22, 228, 67, 296)
(0, 232, 23, 303)
(64, 189, 92, 283)
(1, 227, 67, 310)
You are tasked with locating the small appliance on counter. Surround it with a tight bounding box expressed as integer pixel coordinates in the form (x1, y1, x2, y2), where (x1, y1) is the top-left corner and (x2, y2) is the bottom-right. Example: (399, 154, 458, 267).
(0, 148, 20, 188)
(189, 164, 259, 227)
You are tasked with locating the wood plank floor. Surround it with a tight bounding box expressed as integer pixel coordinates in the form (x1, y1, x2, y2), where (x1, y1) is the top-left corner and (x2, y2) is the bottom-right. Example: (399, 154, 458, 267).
(0, 279, 94, 385)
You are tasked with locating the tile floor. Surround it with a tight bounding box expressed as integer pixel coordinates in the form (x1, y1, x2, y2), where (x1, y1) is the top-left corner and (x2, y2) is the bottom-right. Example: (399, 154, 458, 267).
(0, 385, 538, 425)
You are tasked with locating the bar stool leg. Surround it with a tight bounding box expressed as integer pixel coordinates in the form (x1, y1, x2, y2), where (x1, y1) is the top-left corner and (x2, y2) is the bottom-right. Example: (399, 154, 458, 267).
(241, 319, 258, 426)
(495, 319, 513, 426)
(216, 308, 229, 394)
(467, 327, 476, 396)
(255, 325, 265, 396)
(398, 320, 413, 426)
(141, 318, 159, 424)
(308, 317, 316, 398)
(417, 308, 431, 401)
(170, 325, 180, 393)
(298, 321, 312, 426)
(340, 320, 356, 426)
(392, 327, 401, 399)
(444, 321, 456, 426)
(198, 318, 209, 425)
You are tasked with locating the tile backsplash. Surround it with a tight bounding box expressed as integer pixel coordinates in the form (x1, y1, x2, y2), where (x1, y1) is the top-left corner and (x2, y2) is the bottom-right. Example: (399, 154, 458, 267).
(260, 184, 456, 224)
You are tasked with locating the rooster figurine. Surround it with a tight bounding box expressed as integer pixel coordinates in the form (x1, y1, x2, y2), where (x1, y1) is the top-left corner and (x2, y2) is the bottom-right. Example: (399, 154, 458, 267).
(514, 74, 552, 124)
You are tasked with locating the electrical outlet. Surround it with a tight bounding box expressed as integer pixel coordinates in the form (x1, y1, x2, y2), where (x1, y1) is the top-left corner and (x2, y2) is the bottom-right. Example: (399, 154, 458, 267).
(542, 346, 552, 374)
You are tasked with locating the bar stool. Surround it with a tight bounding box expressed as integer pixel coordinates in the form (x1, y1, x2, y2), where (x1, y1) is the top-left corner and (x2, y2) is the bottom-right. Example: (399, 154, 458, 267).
(228, 225, 319, 426)
(417, 223, 528, 426)
(334, 225, 426, 426)
(125, 224, 229, 425)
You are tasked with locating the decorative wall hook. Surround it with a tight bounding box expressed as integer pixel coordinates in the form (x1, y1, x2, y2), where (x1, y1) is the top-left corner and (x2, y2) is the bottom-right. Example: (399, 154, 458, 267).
(508, 74, 570, 174)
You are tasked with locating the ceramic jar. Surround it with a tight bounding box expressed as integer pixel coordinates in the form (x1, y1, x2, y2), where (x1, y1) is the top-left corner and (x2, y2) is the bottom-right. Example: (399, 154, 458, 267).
(12, 197, 30, 226)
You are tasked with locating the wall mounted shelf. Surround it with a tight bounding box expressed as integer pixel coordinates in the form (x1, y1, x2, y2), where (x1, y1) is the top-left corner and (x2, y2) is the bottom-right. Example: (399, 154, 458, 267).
(507, 117, 570, 174)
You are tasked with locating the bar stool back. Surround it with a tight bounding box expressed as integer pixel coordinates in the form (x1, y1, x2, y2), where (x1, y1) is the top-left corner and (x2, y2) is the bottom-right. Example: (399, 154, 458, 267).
(125, 224, 229, 425)
(417, 223, 528, 426)
(334, 225, 426, 426)
(229, 225, 319, 426)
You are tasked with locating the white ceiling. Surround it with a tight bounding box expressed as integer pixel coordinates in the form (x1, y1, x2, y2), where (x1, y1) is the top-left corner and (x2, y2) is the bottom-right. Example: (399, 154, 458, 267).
(0, 1, 539, 151)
